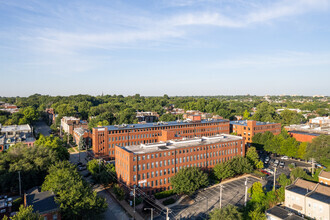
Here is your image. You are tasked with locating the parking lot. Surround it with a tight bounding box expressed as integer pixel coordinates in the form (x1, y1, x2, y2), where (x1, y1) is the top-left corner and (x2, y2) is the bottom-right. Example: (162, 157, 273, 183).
(168, 176, 261, 220)
(260, 153, 312, 191)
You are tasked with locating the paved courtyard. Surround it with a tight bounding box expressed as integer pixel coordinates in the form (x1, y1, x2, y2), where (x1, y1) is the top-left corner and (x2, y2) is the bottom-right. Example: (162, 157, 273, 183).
(169, 176, 261, 220)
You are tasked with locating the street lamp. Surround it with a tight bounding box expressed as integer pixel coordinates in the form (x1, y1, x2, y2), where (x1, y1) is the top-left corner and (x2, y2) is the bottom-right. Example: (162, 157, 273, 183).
(144, 208, 153, 220)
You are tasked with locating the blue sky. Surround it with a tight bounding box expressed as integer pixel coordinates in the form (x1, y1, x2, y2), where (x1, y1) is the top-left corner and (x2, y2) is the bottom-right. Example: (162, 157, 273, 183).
(1, 0, 330, 97)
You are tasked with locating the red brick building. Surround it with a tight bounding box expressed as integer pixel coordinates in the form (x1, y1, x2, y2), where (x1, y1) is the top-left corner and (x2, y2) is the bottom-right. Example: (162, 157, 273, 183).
(60, 116, 88, 136)
(287, 131, 320, 143)
(93, 118, 230, 159)
(319, 170, 330, 186)
(115, 134, 244, 194)
(230, 120, 281, 143)
(73, 127, 92, 148)
(284, 124, 329, 143)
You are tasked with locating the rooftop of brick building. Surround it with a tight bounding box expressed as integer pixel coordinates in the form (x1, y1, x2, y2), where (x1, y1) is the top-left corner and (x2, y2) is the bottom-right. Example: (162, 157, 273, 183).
(230, 120, 279, 126)
(96, 118, 229, 131)
(119, 134, 243, 154)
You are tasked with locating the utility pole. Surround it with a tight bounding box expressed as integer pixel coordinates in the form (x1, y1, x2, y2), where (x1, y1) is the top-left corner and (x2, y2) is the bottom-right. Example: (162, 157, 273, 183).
(206, 196, 208, 213)
(144, 208, 153, 220)
(133, 186, 136, 220)
(166, 207, 169, 220)
(219, 184, 223, 209)
(18, 171, 21, 196)
(311, 158, 314, 176)
(273, 167, 277, 191)
(244, 177, 248, 207)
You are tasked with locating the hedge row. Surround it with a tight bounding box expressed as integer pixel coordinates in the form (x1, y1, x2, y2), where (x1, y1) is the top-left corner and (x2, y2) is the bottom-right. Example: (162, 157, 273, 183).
(154, 189, 175, 199)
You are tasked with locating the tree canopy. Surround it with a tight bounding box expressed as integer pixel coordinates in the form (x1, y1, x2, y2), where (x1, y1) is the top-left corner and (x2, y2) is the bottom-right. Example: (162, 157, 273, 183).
(42, 161, 107, 219)
(170, 167, 209, 195)
(209, 204, 243, 220)
(11, 205, 42, 220)
(213, 157, 253, 181)
(34, 135, 69, 160)
(0, 144, 59, 193)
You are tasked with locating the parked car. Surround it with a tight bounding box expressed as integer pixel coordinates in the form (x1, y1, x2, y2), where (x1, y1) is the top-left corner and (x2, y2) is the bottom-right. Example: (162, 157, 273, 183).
(260, 170, 270, 176)
(281, 156, 289, 160)
(279, 161, 285, 168)
(78, 166, 86, 171)
(274, 160, 279, 167)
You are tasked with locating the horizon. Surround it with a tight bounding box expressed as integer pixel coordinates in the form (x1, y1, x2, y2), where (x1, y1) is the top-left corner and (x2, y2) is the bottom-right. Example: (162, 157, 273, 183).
(0, 93, 328, 98)
(1, 0, 330, 96)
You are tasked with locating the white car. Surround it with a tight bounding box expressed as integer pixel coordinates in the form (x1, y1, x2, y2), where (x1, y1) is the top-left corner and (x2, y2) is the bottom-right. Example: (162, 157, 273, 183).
(281, 156, 289, 160)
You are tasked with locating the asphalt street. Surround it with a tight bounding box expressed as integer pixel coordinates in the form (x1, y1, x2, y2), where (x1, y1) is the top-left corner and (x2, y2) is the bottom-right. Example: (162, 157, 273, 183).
(69, 151, 131, 220)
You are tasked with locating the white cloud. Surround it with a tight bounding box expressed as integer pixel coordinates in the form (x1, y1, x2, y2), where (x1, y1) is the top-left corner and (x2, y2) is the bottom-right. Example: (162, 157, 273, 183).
(207, 51, 330, 69)
(28, 0, 329, 54)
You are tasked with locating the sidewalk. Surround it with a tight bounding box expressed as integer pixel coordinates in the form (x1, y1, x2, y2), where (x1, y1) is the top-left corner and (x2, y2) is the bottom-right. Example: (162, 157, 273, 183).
(105, 187, 144, 220)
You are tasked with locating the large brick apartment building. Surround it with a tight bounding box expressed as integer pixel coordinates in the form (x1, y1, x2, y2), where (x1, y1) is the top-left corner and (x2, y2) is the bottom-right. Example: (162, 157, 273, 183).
(115, 134, 244, 194)
(92, 116, 230, 159)
(230, 120, 281, 143)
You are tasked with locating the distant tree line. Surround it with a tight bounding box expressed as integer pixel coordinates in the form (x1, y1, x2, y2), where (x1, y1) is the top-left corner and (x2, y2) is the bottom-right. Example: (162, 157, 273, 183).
(1, 94, 328, 130)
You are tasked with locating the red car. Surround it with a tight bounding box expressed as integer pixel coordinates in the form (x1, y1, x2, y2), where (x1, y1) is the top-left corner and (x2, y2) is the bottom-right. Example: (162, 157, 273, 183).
(260, 170, 270, 176)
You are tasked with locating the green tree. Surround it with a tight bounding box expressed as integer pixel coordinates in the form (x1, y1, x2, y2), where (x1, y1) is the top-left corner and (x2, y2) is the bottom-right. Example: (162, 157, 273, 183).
(305, 135, 330, 168)
(246, 147, 259, 167)
(209, 204, 243, 220)
(297, 142, 307, 159)
(12, 205, 42, 220)
(213, 162, 235, 180)
(290, 167, 308, 181)
(87, 159, 116, 185)
(159, 113, 176, 122)
(248, 208, 266, 220)
(42, 161, 107, 219)
(22, 106, 39, 124)
(34, 135, 69, 160)
(0, 144, 59, 193)
(170, 167, 208, 195)
(243, 110, 250, 119)
(277, 173, 291, 187)
(248, 182, 266, 204)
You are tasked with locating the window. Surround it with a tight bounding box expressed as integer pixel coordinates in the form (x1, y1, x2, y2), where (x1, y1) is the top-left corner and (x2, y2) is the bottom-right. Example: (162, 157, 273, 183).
(133, 165, 136, 172)
(133, 175, 136, 181)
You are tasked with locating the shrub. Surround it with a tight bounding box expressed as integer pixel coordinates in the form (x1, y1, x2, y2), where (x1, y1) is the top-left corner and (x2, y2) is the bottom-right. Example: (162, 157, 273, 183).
(288, 164, 295, 169)
(155, 189, 175, 199)
(162, 198, 176, 206)
(113, 184, 125, 201)
(12, 197, 23, 211)
(253, 170, 266, 178)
